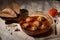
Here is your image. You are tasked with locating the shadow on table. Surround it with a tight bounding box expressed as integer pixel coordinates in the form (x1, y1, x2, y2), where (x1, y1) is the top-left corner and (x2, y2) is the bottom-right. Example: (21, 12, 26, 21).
(0, 37, 2, 40)
(31, 28, 53, 38)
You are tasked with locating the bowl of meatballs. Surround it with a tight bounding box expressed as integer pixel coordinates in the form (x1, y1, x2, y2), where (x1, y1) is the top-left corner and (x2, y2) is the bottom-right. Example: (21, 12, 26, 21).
(19, 11, 53, 36)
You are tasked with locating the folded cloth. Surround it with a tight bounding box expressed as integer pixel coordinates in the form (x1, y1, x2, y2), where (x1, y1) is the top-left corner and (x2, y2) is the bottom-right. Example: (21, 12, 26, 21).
(0, 18, 35, 40)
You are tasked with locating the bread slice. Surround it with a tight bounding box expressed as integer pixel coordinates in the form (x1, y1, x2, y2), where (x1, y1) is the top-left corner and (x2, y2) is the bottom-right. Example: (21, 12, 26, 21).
(2, 7, 17, 17)
(0, 11, 16, 18)
(12, 2, 20, 14)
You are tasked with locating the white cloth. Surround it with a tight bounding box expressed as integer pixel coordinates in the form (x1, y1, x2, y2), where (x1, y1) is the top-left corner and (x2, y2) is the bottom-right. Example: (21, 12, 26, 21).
(0, 18, 35, 40)
(0, 1, 60, 40)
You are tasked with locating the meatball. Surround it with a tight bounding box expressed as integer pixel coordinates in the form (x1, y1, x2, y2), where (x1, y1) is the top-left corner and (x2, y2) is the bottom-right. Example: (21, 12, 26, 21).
(27, 26, 37, 31)
(25, 17, 32, 22)
(40, 24, 46, 30)
(33, 21, 40, 27)
(22, 23, 29, 28)
(37, 16, 42, 21)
